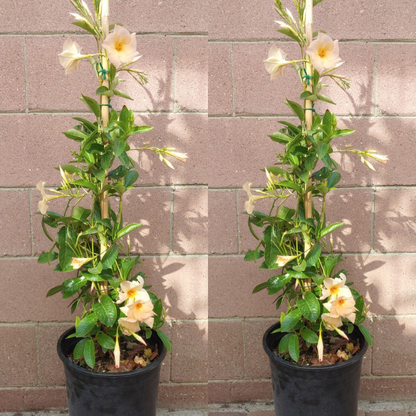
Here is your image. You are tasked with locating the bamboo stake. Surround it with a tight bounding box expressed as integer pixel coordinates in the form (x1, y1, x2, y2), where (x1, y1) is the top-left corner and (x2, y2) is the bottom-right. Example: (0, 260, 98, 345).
(304, 0, 313, 290)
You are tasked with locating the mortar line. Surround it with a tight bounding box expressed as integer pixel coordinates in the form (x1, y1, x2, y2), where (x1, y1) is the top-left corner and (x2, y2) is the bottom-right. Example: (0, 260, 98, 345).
(230, 43, 236, 117)
(23, 35, 29, 113)
(0, 253, 209, 260)
(0, 32, 207, 37)
(172, 37, 178, 113)
(0, 184, 210, 191)
(0, 110, 208, 116)
(209, 38, 416, 45)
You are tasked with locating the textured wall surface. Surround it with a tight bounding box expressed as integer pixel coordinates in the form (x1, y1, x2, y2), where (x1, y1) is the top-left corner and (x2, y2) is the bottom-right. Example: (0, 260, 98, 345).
(0, 0, 415, 412)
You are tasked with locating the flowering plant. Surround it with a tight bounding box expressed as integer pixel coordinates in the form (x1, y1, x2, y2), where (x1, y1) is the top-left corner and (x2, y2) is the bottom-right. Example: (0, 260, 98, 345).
(244, 0, 387, 363)
(37, 0, 186, 370)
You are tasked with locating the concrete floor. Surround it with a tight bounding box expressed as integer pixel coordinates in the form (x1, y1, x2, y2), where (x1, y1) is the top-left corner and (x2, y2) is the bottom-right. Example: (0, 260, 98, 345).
(2, 401, 416, 416)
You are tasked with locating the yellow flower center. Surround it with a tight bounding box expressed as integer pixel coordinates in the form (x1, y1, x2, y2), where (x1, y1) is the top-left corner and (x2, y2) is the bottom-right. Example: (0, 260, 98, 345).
(329, 286, 339, 295)
(337, 298, 345, 306)
(134, 302, 143, 311)
(115, 41, 123, 52)
(318, 47, 326, 58)
(127, 288, 136, 298)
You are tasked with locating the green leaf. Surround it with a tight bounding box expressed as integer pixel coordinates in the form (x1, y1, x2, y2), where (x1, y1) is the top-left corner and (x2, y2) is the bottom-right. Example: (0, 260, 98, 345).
(114, 139, 126, 157)
(281, 309, 302, 332)
(84, 339, 96, 369)
(305, 154, 317, 172)
(300, 91, 314, 100)
(252, 281, 269, 294)
(268, 274, 292, 295)
(263, 225, 280, 268)
(72, 179, 99, 194)
(72, 206, 91, 221)
(305, 243, 321, 266)
(317, 94, 335, 104)
(313, 0, 323, 6)
(358, 325, 373, 347)
(244, 249, 264, 261)
(301, 328, 319, 344)
(288, 334, 300, 362)
(130, 125, 154, 135)
(334, 129, 355, 138)
(285, 100, 304, 122)
(278, 180, 303, 194)
(327, 172, 341, 188)
(278, 333, 292, 353)
(115, 223, 142, 241)
(277, 206, 295, 220)
(80, 95, 100, 118)
(156, 330, 172, 352)
(319, 222, 344, 239)
(124, 170, 139, 187)
(114, 89, 133, 100)
(72, 21, 96, 36)
(62, 276, 88, 298)
(97, 333, 116, 350)
(38, 251, 59, 264)
(76, 312, 98, 337)
(73, 338, 88, 360)
(96, 86, 110, 95)
(102, 245, 118, 269)
(56, 227, 76, 271)
(63, 129, 87, 141)
(269, 131, 291, 144)
(296, 291, 320, 322)
(73, 117, 97, 132)
(92, 295, 117, 326)
(277, 28, 300, 43)
(317, 142, 330, 159)
(46, 285, 62, 297)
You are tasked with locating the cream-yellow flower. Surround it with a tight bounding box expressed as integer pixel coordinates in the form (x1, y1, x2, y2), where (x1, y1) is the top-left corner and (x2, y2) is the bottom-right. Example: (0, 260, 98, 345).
(70, 257, 94, 270)
(120, 293, 155, 328)
(102, 25, 140, 68)
(243, 182, 264, 215)
(306, 32, 342, 73)
(264, 45, 291, 80)
(58, 37, 87, 75)
(324, 296, 357, 324)
(116, 278, 148, 305)
(320, 273, 352, 301)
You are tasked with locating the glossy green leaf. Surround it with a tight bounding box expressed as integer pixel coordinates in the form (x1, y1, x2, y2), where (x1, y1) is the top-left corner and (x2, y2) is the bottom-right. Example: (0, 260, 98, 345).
(327, 172, 341, 188)
(57, 227, 77, 271)
(278, 333, 293, 353)
(317, 94, 335, 104)
(124, 170, 139, 187)
(131, 125, 153, 135)
(358, 325, 373, 347)
(113, 89, 133, 100)
(62, 276, 88, 298)
(115, 223, 142, 241)
(97, 333, 116, 350)
(269, 131, 291, 144)
(63, 129, 87, 141)
(38, 251, 58, 264)
(285, 100, 304, 122)
(267, 274, 292, 295)
(288, 334, 300, 362)
(114, 139, 126, 157)
(301, 328, 319, 344)
(76, 313, 98, 337)
(93, 295, 117, 326)
(72, 20, 96, 36)
(156, 330, 172, 352)
(72, 179, 99, 193)
(263, 226, 280, 268)
(305, 243, 321, 266)
(102, 245, 118, 269)
(277, 28, 300, 42)
(281, 309, 302, 332)
(297, 291, 320, 321)
(46, 284, 62, 297)
(73, 338, 88, 360)
(278, 180, 303, 194)
(319, 222, 344, 239)
(80, 95, 100, 118)
(84, 339, 96, 369)
(252, 281, 269, 294)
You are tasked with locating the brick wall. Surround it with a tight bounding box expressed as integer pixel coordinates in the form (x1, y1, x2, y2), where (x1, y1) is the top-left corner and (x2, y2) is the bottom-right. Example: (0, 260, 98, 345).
(0, 0, 208, 411)
(0, 0, 415, 412)
(208, 0, 416, 405)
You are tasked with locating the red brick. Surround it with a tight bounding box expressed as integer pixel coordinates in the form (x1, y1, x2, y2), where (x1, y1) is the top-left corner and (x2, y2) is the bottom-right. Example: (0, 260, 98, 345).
(343, 254, 416, 316)
(0, 190, 31, 256)
(0, 258, 75, 322)
(360, 376, 416, 400)
(173, 187, 208, 254)
(230, 380, 273, 402)
(369, 412, 409, 416)
(0, 326, 37, 386)
(209, 413, 246, 416)
(37, 324, 72, 386)
(158, 383, 208, 407)
(0, 114, 76, 187)
(159, 323, 171, 383)
(0, 37, 25, 111)
(123, 187, 171, 255)
(378, 44, 416, 115)
(130, 113, 208, 186)
(209, 190, 238, 254)
(209, 43, 233, 115)
(374, 188, 416, 252)
(176, 37, 208, 112)
(244, 320, 275, 380)
(209, 256, 278, 318)
(372, 317, 416, 376)
(209, 320, 244, 380)
(233, 43, 375, 116)
(171, 321, 208, 383)
(139, 255, 208, 320)
(0, 387, 67, 411)
(208, 117, 281, 188)
(208, 380, 232, 404)
(26, 36, 175, 112)
(248, 412, 275, 416)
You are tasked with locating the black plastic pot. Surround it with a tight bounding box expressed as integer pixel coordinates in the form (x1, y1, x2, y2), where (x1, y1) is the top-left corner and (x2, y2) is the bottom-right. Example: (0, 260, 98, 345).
(263, 322, 368, 416)
(57, 327, 167, 416)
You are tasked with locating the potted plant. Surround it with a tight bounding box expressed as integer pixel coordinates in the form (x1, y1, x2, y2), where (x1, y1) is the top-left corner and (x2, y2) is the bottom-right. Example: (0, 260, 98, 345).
(36, 1, 186, 415)
(243, 1, 387, 415)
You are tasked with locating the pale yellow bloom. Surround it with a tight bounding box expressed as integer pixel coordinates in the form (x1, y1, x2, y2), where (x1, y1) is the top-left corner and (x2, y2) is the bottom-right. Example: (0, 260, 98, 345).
(243, 182, 264, 215)
(164, 149, 188, 163)
(114, 333, 120, 368)
(324, 296, 357, 324)
(321, 312, 343, 330)
(264, 45, 291, 80)
(306, 32, 342, 73)
(276, 255, 297, 267)
(317, 327, 324, 362)
(116, 278, 147, 305)
(102, 25, 140, 68)
(118, 317, 141, 336)
(367, 152, 388, 164)
(320, 273, 352, 301)
(121, 293, 155, 328)
(70, 257, 94, 270)
(58, 37, 87, 75)
(36, 181, 59, 214)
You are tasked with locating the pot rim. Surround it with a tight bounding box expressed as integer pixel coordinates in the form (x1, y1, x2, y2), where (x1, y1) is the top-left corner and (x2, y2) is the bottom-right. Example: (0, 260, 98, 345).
(57, 326, 167, 379)
(263, 321, 368, 372)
